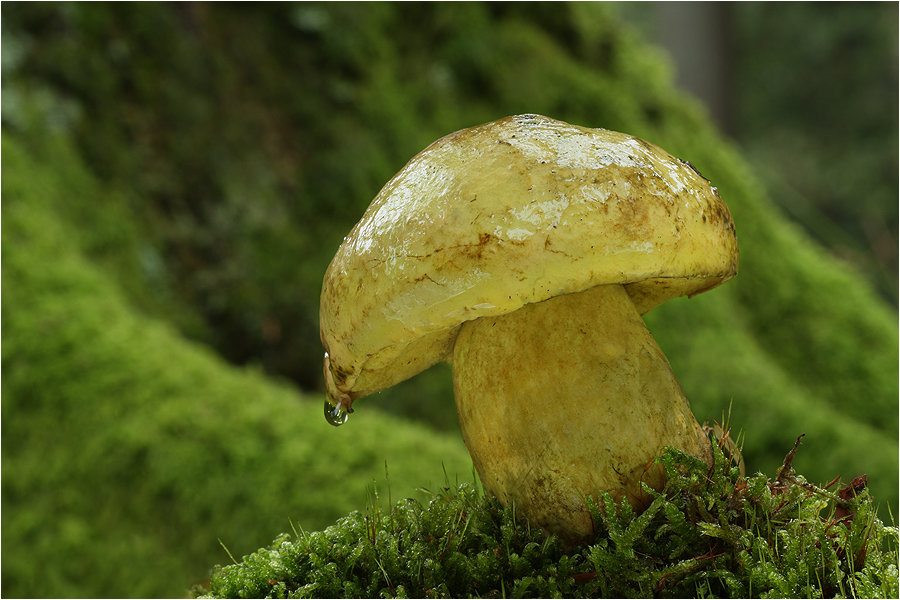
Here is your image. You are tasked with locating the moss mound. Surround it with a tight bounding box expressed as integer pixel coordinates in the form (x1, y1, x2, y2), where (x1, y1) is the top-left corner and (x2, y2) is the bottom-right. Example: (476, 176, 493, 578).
(199, 439, 899, 598)
(1, 135, 472, 597)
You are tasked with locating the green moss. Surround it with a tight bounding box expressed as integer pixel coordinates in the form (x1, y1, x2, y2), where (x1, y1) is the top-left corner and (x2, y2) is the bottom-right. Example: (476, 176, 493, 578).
(199, 438, 899, 598)
(1, 134, 473, 597)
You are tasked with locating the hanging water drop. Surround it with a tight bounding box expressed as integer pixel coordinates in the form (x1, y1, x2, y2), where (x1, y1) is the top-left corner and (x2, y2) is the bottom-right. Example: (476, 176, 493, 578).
(324, 400, 349, 427)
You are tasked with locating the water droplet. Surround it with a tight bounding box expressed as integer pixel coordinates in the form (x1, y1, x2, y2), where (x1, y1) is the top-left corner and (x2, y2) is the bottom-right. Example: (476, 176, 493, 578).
(324, 400, 348, 427)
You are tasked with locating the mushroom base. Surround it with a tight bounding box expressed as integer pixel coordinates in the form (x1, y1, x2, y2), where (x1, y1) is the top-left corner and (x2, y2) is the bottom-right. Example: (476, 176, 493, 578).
(452, 284, 711, 543)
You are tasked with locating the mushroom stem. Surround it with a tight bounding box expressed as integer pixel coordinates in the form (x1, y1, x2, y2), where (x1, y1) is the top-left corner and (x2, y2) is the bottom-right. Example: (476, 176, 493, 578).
(452, 283, 712, 542)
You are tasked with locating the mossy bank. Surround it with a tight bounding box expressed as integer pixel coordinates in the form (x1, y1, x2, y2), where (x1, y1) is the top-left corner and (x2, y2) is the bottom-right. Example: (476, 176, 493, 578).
(199, 439, 899, 599)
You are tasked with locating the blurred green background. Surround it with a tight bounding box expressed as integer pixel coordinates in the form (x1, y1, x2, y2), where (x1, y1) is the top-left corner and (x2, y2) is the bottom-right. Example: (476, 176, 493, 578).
(2, 3, 897, 598)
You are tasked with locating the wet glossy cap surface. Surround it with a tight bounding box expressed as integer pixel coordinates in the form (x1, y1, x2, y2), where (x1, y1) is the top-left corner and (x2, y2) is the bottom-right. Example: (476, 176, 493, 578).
(320, 114, 738, 403)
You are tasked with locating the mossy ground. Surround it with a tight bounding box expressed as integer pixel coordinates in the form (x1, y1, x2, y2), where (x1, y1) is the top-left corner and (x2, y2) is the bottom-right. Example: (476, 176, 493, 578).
(199, 436, 899, 599)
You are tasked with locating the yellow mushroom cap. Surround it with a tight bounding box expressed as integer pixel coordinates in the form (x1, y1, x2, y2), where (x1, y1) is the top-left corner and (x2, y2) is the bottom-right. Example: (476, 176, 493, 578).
(320, 114, 738, 404)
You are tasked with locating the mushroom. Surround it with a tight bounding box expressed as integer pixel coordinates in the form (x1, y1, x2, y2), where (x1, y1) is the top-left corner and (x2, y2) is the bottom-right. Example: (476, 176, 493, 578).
(320, 114, 738, 542)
